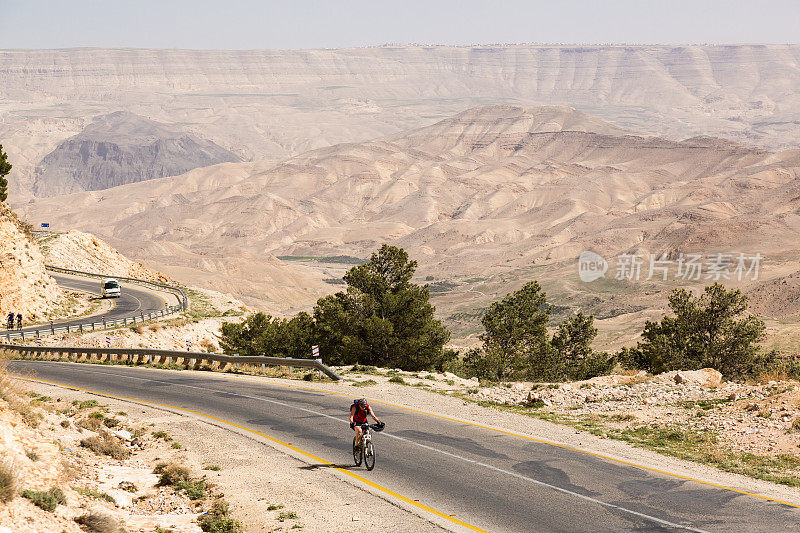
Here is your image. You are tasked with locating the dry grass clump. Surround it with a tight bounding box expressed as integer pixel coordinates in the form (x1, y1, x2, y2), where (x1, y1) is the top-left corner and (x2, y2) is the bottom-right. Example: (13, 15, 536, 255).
(0, 351, 43, 427)
(199, 339, 216, 353)
(0, 462, 18, 503)
(154, 462, 207, 500)
(76, 417, 103, 431)
(754, 367, 791, 384)
(155, 463, 191, 486)
(74, 485, 116, 504)
(75, 511, 123, 533)
(80, 432, 130, 460)
(199, 499, 243, 533)
(618, 373, 651, 386)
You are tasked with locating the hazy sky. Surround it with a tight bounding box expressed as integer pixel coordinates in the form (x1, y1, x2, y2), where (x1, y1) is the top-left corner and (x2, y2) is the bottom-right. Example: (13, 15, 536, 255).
(1, 0, 798, 49)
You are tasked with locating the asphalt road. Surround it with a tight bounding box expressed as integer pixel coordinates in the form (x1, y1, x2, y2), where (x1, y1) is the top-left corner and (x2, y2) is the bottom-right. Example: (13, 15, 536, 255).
(8, 274, 167, 334)
(9, 361, 800, 532)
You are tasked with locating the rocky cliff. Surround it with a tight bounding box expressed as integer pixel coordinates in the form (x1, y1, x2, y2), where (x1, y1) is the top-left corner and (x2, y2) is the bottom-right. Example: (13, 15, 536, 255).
(38, 230, 173, 283)
(0, 205, 64, 321)
(32, 111, 240, 196)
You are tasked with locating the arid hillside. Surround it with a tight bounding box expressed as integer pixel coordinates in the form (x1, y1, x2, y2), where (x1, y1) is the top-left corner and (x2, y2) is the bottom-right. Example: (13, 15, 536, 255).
(33, 111, 240, 196)
(3, 45, 800, 201)
(37, 230, 173, 283)
(0, 204, 64, 320)
(15, 105, 800, 345)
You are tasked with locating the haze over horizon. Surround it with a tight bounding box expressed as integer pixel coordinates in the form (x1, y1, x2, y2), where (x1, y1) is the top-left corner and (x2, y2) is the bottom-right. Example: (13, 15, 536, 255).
(1, 0, 799, 50)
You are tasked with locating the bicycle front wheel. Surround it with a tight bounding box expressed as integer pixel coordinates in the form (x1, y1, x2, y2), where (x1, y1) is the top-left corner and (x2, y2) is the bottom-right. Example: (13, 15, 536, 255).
(353, 436, 363, 466)
(364, 441, 375, 470)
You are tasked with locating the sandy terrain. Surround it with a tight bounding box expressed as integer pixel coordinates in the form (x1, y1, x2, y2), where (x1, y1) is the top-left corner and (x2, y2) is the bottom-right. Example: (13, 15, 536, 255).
(15, 105, 800, 349)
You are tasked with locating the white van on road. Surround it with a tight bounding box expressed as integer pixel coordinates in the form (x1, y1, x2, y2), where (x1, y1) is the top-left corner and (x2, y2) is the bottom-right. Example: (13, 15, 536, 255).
(101, 278, 121, 298)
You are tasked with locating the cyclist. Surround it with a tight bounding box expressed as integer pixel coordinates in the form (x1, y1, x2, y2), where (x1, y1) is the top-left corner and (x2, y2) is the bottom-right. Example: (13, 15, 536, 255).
(16, 313, 22, 330)
(350, 398, 382, 445)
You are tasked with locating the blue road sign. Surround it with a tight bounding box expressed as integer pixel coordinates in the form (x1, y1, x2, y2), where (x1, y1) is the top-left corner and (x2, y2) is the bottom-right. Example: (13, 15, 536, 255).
(41, 223, 49, 228)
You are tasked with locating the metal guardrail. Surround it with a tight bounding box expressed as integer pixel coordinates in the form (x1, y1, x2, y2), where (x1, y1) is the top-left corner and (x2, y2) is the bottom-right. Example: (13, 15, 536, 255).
(45, 265, 189, 310)
(0, 343, 341, 380)
(1, 266, 189, 341)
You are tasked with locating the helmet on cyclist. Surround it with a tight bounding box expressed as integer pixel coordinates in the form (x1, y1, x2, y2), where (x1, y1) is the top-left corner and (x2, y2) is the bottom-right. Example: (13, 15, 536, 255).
(357, 398, 368, 408)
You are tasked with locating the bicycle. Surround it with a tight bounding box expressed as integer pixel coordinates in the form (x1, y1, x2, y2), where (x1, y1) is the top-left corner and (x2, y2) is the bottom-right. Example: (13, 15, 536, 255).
(353, 422, 384, 470)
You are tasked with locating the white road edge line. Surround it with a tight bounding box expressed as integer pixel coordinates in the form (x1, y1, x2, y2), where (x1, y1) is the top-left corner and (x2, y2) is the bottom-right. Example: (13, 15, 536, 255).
(21, 363, 711, 532)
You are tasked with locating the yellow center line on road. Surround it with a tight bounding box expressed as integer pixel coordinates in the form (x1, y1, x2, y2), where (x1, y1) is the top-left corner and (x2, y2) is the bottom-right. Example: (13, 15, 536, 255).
(21, 375, 489, 533)
(201, 371, 800, 510)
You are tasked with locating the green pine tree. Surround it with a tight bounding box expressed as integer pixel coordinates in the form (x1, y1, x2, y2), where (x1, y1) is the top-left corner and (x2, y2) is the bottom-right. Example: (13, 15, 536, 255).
(0, 144, 11, 203)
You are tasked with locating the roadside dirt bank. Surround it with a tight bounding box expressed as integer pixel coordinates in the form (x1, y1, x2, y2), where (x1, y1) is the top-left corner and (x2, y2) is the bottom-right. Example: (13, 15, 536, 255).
(21, 379, 446, 533)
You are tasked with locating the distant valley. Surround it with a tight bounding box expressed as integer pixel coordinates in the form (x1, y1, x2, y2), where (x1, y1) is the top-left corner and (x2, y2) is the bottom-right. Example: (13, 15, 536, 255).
(15, 104, 800, 349)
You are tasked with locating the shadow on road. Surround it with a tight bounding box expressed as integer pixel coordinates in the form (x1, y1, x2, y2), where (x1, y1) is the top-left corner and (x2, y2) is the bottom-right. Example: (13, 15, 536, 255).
(299, 463, 363, 471)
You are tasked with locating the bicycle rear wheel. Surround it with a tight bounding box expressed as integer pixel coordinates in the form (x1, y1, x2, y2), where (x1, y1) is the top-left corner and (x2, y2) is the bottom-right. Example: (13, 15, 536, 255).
(353, 436, 363, 466)
(364, 441, 375, 470)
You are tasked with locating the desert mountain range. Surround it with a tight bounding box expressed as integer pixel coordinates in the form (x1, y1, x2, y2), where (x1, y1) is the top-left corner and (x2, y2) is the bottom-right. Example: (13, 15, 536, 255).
(33, 111, 239, 196)
(3, 45, 800, 201)
(15, 104, 800, 348)
(5, 45, 800, 348)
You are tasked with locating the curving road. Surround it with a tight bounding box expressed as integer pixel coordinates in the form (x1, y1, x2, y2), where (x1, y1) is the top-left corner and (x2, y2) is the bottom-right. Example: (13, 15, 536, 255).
(9, 274, 168, 334)
(9, 361, 800, 532)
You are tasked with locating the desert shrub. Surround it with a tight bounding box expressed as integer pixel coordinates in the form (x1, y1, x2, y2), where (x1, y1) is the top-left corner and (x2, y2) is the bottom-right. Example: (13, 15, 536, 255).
(563, 352, 618, 381)
(156, 463, 192, 486)
(102, 417, 120, 428)
(388, 375, 405, 384)
(78, 400, 99, 409)
(175, 479, 207, 500)
(0, 462, 18, 503)
(152, 430, 172, 441)
(74, 486, 116, 504)
(75, 511, 122, 533)
(80, 433, 130, 460)
(200, 339, 216, 352)
(5, 395, 42, 427)
(76, 417, 103, 431)
(21, 487, 65, 512)
(130, 324, 144, 334)
(118, 481, 137, 492)
(746, 352, 800, 383)
(25, 450, 39, 462)
(204, 465, 221, 471)
(50, 486, 66, 505)
(199, 499, 243, 533)
(60, 419, 70, 428)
